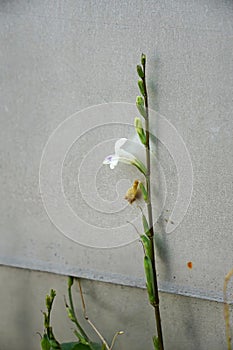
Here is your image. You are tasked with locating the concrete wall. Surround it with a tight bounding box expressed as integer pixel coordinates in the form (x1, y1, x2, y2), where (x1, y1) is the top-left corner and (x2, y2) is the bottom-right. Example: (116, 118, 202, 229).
(1, 1, 233, 349)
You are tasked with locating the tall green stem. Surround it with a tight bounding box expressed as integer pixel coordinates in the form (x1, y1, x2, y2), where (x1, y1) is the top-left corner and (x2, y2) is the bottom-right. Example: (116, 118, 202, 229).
(142, 55, 164, 350)
(68, 282, 89, 342)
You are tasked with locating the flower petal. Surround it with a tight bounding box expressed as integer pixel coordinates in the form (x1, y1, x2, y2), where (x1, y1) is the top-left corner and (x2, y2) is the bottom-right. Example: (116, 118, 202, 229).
(103, 137, 146, 175)
(103, 155, 119, 169)
(115, 138, 127, 154)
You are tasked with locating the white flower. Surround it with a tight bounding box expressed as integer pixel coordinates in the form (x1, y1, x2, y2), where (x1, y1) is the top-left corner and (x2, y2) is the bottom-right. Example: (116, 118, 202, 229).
(103, 138, 146, 174)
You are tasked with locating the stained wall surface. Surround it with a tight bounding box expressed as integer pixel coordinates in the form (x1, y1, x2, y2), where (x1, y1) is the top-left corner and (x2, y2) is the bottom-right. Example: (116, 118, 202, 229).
(1, 1, 233, 349)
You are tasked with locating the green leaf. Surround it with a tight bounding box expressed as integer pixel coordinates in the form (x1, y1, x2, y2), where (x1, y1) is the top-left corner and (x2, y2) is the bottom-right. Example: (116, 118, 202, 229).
(61, 343, 78, 350)
(49, 339, 60, 349)
(41, 334, 51, 350)
(89, 342, 105, 350)
(61, 343, 90, 350)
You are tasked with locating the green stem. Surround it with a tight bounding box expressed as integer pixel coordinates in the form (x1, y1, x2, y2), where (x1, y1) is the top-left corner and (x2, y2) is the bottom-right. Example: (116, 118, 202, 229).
(68, 284, 89, 342)
(142, 55, 164, 350)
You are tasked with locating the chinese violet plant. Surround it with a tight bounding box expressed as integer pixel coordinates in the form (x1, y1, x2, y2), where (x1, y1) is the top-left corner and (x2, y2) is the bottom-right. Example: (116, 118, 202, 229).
(40, 54, 163, 350)
(103, 54, 164, 350)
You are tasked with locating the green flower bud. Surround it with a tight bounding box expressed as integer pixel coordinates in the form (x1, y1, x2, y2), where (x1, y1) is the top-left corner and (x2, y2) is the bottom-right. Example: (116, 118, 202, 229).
(136, 95, 144, 106)
(134, 117, 146, 145)
(43, 312, 49, 328)
(139, 182, 148, 201)
(50, 289, 56, 299)
(66, 307, 76, 322)
(141, 53, 146, 66)
(137, 65, 144, 78)
(136, 96, 146, 118)
(138, 80, 145, 96)
(45, 295, 51, 310)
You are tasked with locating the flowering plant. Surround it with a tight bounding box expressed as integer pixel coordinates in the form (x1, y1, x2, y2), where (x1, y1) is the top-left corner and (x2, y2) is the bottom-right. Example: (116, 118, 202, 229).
(103, 54, 164, 350)
(40, 54, 164, 350)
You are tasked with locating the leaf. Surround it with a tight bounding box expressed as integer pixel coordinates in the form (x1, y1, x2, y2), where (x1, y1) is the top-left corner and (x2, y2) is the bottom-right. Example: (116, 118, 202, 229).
(40, 334, 51, 350)
(61, 342, 90, 350)
(89, 342, 105, 350)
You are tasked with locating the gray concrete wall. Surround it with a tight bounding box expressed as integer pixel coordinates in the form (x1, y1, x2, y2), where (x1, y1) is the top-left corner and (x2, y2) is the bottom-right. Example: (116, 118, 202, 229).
(1, 1, 233, 349)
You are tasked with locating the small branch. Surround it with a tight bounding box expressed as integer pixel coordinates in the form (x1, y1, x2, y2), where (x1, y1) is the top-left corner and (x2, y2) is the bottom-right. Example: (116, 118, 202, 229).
(109, 331, 124, 350)
(77, 280, 111, 350)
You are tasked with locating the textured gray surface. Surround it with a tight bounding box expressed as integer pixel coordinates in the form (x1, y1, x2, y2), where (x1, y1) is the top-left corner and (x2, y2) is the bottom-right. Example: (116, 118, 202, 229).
(1, 2, 233, 346)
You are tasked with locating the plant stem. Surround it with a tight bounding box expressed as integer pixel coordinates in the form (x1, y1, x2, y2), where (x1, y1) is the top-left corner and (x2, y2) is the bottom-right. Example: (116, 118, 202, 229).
(68, 283, 89, 342)
(142, 56, 164, 350)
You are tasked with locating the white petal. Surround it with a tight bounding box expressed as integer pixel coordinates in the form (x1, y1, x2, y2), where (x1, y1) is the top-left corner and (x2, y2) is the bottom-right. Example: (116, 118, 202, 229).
(118, 148, 135, 161)
(103, 155, 114, 165)
(115, 138, 127, 154)
(110, 156, 119, 168)
(123, 136, 146, 164)
(103, 155, 119, 169)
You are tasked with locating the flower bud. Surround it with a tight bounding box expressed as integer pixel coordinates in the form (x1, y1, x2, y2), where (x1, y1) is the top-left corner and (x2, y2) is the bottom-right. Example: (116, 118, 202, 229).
(136, 95, 144, 106)
(134, 117, 146, 145)
(139, 182, 148, 201)
(141, 53, 146, 66)
(137, 65, 144, 78)
(43, 312, 49, 328)
(50, 289, 56, 299)
(66, 307, 76, 322)
(138, 79, 145, 96)
(45, 295, 51, 310)
(136, 96, 146, 118)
